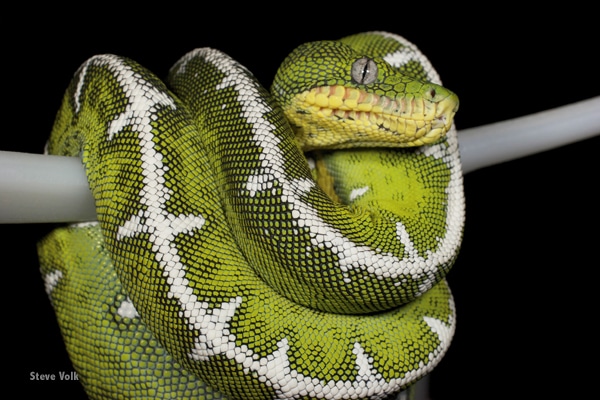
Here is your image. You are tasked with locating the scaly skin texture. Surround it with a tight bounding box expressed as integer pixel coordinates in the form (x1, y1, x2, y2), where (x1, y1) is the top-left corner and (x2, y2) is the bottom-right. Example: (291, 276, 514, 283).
(39, 31, 464, 399)
(39, 225, 229, 399)
(273, 36, 458, 149)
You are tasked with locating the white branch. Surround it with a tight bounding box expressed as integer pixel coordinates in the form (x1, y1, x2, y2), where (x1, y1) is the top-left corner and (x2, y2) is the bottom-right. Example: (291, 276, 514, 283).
(1, 96, 598, 224)
(459, 96, 600, 173)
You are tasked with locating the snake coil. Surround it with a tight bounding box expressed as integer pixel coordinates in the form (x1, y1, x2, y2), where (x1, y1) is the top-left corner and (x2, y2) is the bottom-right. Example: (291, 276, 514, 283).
(38, 31, 464, 399)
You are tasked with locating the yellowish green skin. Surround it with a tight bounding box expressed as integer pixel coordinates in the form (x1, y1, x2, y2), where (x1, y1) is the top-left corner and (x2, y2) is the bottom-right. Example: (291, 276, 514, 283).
(38, 32, 464, 399)
(39, 226, 226, 399)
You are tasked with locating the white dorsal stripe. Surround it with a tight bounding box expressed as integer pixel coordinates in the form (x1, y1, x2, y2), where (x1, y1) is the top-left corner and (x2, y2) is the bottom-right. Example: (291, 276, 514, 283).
(212, 55, 461, 290)
(169, 48, 456, 398)
(77, 55, 213, 355)
(71, 48, 458, 399)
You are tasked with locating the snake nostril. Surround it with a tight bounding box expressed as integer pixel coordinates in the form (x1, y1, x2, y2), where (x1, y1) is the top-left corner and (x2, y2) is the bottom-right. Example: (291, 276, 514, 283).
(429, 88, 437, 99)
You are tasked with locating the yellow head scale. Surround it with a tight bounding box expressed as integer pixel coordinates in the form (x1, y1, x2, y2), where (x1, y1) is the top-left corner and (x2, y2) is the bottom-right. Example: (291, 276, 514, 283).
(272, 40, 459, 150)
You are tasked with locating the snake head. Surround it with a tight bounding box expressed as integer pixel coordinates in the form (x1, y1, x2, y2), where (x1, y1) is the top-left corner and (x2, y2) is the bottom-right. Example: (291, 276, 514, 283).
(272, 38, 459, 151)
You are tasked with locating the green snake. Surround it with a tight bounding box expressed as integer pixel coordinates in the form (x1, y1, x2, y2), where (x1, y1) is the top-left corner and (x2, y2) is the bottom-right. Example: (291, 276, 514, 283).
(38, 31, 464, 399)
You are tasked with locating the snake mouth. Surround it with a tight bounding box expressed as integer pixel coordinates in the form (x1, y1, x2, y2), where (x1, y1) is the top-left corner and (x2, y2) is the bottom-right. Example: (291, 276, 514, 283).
(287, 85, 459, 150)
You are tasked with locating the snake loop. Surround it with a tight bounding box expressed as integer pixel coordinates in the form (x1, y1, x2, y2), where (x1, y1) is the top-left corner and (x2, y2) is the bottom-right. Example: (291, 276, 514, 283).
(38, 31, 464, 399)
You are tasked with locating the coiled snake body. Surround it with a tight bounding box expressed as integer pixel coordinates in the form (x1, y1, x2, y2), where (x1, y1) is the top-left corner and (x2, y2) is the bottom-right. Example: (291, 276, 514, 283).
(38, 31, 464, 399)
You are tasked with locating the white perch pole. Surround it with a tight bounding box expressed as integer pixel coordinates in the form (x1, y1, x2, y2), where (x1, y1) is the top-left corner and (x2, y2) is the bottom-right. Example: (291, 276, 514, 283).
(1, 96, 599, 224)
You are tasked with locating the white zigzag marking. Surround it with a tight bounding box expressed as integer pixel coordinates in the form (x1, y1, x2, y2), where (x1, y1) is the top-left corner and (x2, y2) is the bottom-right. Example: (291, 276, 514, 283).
(174, 46, 462, 293)
(241, 91, 461, 291)
(80, 51, 456, 399)
(173, 48, 455, 399)
(78, 55, 232, 353)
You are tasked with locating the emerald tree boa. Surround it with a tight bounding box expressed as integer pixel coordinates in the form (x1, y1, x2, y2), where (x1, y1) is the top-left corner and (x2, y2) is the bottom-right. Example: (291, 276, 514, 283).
(38, 31, 464, 399)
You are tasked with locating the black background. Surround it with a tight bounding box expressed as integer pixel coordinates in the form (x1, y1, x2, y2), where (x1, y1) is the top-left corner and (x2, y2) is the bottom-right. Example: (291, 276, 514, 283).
(3, 5, 598, 399)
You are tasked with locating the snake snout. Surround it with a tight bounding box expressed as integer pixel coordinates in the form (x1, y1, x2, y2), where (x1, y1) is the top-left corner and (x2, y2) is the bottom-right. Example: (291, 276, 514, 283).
(424, 83, 459, 114)
(426, 84, 459, 139)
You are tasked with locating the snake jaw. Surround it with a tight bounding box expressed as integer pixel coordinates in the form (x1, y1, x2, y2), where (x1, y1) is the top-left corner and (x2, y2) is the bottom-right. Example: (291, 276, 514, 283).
(287, 85, 459, 150)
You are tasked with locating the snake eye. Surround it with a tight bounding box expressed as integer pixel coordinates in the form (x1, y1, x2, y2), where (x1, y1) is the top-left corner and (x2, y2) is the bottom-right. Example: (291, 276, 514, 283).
(351, 57, 378, 85)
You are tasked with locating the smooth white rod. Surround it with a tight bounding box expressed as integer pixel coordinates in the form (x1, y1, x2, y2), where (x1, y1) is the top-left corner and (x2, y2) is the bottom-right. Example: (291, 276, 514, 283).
(1, 96, 598, 224)
(459, 96, 600, 173)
